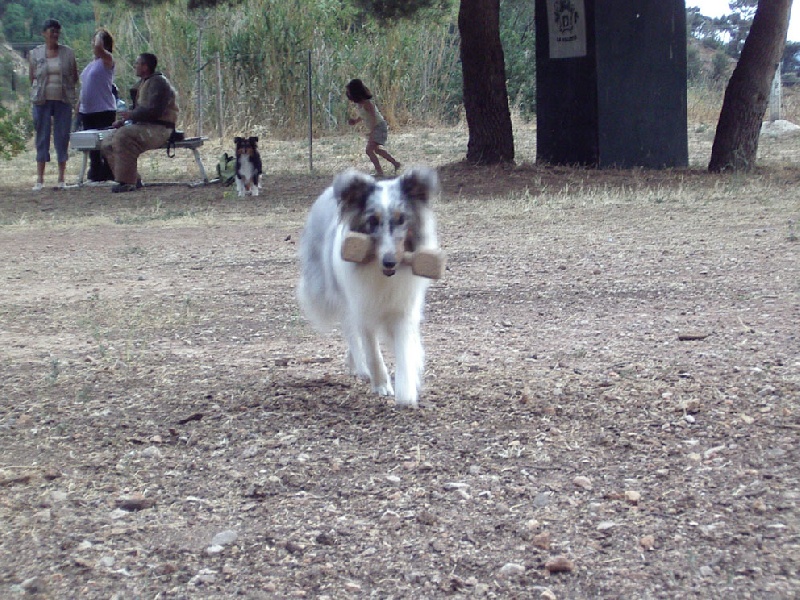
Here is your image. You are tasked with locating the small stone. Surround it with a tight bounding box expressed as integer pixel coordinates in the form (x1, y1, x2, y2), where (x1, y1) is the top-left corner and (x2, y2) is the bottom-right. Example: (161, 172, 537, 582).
(532, 531, 551, 550)
(624, 490, 641, 505)
(20, 577, 46, 593)
(597, 520, 615, 532)
(210, 529, 238, 546)
(499, 563, 525, 577)
(43, 469, 61, 480)
(525, 519, 541, 530)
(140, 446, 163, 459)
(573, 476, 593, 490)
(386, 475, 401, 484)
(703, 445, 726, 460)
(417, 510, 437, 525)
(205, 544, 224, 555)
(241, 445, 260, 459)
(682, 398, 702, 413)
(316, 531, 337, 546)
(51, 490, 68, 503)
(443, 482, 470, 490)
(116, 493, 155, 511)
(640, 534, 656, 550)
(191, 568, 218, 584)
(35, 508, 51, 522)
(540, 588, 557, 600)
(699, 565, 713, 577)
(98, 556, 115, 568)
(343, 581, 362, 591)
(678, 331, 709, 341)
(285, 540, 304, 555)
(545, 555, 574, 574)
(752, 498, 767, 512)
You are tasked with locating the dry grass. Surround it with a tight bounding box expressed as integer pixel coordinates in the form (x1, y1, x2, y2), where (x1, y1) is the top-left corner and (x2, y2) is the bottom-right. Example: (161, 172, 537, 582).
(3, 85, 800, 190)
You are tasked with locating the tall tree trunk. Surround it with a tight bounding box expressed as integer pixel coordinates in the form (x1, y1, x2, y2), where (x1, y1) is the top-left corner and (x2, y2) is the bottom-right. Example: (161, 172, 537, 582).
(458, 0, 514, 164)
(708, 0, 792, 172)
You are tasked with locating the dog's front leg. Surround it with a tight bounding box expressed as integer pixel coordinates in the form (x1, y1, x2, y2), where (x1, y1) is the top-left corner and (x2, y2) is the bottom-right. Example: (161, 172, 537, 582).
(236, 177, 245, 198)
(392, 320, 423, 407)
(343, 325, 370, 381)
(362, 330, 393, 397)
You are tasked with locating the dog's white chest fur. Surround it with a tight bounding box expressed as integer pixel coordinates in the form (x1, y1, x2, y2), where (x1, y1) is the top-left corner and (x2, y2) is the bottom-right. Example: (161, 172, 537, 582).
(237, 157, 257, 184)
(236, 157, 259, 196)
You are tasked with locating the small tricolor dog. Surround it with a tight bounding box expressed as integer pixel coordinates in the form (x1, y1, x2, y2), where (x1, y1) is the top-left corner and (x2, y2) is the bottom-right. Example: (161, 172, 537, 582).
(234, 136, 263, 197)
(297, 167, 443, 408)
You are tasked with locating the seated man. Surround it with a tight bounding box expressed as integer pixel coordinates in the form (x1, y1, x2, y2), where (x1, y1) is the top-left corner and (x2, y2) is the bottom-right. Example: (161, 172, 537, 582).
(101, 52, 179, 193)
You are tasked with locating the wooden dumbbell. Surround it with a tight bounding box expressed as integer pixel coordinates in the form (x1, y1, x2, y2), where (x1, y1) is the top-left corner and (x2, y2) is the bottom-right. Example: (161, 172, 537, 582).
(341, 232, 446, 279)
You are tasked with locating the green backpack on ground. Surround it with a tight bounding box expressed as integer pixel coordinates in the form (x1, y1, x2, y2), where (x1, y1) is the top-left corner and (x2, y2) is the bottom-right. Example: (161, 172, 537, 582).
(217, 153, 236, 186)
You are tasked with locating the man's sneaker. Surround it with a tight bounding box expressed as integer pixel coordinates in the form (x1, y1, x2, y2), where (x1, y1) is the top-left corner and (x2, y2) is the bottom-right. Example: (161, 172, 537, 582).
(136, 178, 143, 189)
(32, 182, 43, 191)
(54, 181, 66, 190)
(112, 183, 138, 193)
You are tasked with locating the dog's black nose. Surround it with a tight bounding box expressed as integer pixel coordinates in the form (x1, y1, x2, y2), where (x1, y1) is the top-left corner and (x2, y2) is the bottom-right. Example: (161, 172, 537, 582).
(382, 253, 397, 276)
(382, 255, 397, 270)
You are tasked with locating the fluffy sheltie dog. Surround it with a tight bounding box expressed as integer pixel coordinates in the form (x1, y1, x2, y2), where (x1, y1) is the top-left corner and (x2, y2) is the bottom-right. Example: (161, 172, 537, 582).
(234, 136, 262, 197)
(297, 167, 440, 407)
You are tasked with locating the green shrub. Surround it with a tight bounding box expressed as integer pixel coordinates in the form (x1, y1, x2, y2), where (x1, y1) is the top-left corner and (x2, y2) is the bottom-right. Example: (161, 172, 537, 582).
(0, 104, 32, 160)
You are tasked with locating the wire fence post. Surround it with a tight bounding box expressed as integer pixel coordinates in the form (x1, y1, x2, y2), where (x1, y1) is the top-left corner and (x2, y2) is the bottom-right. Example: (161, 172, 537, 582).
(195, 12, 207, 137)
(216, 52, 224, 139)
(308, 49, 313, 172)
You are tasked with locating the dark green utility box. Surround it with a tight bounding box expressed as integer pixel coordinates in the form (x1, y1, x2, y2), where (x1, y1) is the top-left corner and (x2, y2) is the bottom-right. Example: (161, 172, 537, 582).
(535, 0, 688, 168)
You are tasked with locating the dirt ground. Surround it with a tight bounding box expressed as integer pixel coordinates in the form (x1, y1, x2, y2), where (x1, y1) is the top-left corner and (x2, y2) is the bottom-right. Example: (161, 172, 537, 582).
(1, 128, 799, 599)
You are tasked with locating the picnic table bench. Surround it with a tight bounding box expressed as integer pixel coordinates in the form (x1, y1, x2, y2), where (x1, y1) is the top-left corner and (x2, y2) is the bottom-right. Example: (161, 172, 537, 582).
(70, 130, 212, 186)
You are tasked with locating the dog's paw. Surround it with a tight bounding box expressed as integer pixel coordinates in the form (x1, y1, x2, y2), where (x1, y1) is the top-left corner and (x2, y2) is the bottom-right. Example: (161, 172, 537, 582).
(345, 351, 369, 380)
(251, 187, 259, 196)
(372, 382, 394, 397)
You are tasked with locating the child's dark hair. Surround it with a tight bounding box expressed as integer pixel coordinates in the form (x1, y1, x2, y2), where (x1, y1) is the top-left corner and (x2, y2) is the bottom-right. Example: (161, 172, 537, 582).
(97, 28, 113, 53)
(346, 79, 372, 102)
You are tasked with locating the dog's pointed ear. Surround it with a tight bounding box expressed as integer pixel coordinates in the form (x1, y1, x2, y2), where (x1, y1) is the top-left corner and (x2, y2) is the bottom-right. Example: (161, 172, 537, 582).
(333, 169, 376, 215)
(234, 136, 243, 145)
(398, 167, 439, 206)
(249, 136, 258, 144)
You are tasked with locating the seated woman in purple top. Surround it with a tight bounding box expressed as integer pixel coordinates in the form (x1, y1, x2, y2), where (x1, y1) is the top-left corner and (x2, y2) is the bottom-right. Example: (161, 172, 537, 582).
(79, 29, 116, 182)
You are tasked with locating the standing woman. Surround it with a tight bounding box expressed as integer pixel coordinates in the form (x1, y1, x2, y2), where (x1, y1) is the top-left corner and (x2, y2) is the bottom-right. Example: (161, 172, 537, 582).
(28, 18, 78, 190)
(78, 29, 116, 183)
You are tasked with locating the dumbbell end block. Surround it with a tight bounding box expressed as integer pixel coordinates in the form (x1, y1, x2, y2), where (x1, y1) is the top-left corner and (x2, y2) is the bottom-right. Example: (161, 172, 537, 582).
(410, 249, 446, 280)
(341, 232, 374, 263)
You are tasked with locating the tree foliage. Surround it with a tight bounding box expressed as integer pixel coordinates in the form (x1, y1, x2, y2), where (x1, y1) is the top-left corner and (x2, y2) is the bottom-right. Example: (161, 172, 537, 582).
(0, 0, 94, 42)
(687, 1, 758, 57)
(349, 0, 451, 21)
(93, 0, 246, 9)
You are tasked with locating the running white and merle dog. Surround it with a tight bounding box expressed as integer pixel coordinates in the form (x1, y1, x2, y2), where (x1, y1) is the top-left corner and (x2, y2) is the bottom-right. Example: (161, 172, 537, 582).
(234, 136, 262, 197)
(297, 167, 440, 407)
